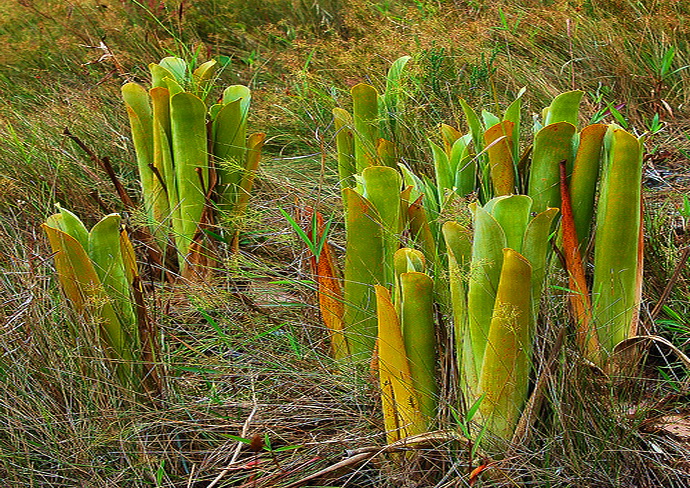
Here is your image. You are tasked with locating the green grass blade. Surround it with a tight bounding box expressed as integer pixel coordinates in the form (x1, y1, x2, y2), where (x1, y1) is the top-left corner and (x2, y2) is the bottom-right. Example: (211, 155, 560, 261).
(459, 98, 484, 155)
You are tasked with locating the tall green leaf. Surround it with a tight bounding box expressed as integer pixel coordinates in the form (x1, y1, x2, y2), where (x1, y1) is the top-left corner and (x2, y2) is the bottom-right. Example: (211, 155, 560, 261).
(170, 92, 209, 261)
(592, 128, 643, 354)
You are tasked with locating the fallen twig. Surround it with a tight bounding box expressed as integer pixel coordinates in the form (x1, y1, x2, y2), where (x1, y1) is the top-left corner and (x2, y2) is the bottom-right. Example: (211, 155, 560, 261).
(283, 431, 468, 488)
(63, 127, 136, 209)
(206, 397, 260, 488)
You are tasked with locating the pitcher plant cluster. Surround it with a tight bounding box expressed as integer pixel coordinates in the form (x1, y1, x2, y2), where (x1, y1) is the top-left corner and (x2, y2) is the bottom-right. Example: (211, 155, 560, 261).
(308, 58, 645, 445)
(42, 207, 159, 394)
(43, 55, 647, 448)
(43, 56, 265, 392)
(121, 56, 265, 277)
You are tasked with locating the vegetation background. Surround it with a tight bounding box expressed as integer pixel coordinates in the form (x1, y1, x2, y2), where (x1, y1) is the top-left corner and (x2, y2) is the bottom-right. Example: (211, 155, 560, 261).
(1, 0, 690, 486)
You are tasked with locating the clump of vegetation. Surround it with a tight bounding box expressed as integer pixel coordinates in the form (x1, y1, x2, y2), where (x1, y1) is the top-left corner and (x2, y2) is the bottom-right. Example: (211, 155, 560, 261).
(122, 55, 265, 278)
(42, 206, 159, 393)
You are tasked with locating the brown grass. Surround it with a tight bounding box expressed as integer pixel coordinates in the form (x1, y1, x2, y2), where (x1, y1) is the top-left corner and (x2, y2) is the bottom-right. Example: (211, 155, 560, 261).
(1, 0, 690, 486)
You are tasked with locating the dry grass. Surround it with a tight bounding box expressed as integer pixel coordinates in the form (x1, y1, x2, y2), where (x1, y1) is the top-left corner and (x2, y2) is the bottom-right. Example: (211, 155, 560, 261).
(2, 0, 690, 486)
